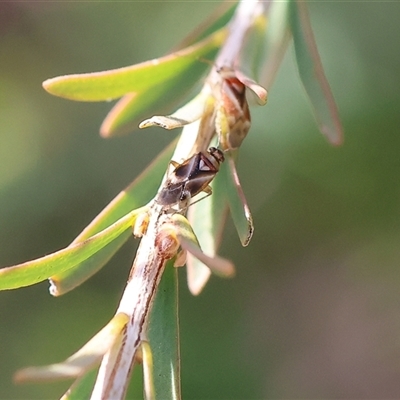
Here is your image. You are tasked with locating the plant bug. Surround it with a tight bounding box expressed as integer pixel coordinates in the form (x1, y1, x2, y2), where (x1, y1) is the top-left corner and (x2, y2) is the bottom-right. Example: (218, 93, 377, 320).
(214, 66, 267, 151)
(214, 66, 251, 151)
(156, 147, 224, 211)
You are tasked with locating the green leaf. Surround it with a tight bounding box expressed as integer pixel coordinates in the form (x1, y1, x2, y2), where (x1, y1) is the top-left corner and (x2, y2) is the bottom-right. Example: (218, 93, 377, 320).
(15, 313, 128, 382)
(186, 197, 213, 295)
(100, 68, 206, 137)
(258, 0, 291, 88)
(99, 91, 167, 137)
(0, 208, 143, 291)
(42, 29, 227, 103)
(139, 91, 208, 131)
(289, 0, 343, 145)
(50, 141, 176, 296)
(50, 233, 131, 296)
(147, 262, 180, 400)
(222, 155, 254, 246)
(186, 170, 228, 295)
(179, 238, 235, 280)
(141, 341, 156, 400)
(169, 214, 234, 279)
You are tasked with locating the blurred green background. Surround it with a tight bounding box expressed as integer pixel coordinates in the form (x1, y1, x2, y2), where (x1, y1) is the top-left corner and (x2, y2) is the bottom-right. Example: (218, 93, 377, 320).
(1, 2, 400, 399)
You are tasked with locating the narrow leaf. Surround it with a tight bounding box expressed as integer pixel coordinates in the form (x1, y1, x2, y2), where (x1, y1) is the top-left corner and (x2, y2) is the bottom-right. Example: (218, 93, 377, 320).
(259, 0, 291, 89)
(50, 141, 175, 296)
(100, 92, 146, 137)
(43, 29, 227, 102)
(15, 313, 128, 382)
(147, 263, 180, 400)
(139, 91, 208, 131)
(179, 236, 235, 279)
(186, 197, 213, 295)
(290, 0, 343, 145)
(141, 341, 156, 400)
(0, 208, 143, 290)
(169, 214, 235, 278)
(49, 233, 130, 296)
(222, 155, 254, 246)
(235, 70, 268, 105)
(100, 64, 211, 137)
(186, 170, 228, 295)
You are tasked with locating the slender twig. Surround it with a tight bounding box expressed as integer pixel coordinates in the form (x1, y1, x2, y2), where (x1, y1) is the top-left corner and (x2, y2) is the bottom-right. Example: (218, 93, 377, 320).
(91, 1, 266, 398)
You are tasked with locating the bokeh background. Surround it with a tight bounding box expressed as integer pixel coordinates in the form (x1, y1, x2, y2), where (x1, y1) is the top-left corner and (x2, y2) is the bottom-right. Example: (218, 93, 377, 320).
(1, 2, 400, 399)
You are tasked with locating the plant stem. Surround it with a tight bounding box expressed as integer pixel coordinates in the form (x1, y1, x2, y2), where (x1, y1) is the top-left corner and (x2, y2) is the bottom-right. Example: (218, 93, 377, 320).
(91, 1, 266, 399)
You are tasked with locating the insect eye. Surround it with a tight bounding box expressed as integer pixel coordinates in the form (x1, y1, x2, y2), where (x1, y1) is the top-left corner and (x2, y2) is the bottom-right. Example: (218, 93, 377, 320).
(208, 147, 225, 163)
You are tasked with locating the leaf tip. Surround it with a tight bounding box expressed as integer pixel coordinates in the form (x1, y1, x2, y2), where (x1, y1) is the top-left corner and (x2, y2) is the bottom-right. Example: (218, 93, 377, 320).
(13, 369, 29, 384)
(99, 123, 112, 138)
(240, 224, 254, 247)
(42, 77, 57, 94)
(99, 93, 139, 137)
(48, 278, 61, 297)
(322, 125, 344, 146)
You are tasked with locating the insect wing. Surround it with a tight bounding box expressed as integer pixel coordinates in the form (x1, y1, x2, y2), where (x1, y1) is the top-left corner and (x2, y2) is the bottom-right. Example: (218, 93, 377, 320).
(173, 153, 200, 181)
(184, 170, 216, 199)
(156, 148, 224, 208)
(156, 153, 199, 207)
(183, 151, 221, 198)
(157, 182, 185, 206)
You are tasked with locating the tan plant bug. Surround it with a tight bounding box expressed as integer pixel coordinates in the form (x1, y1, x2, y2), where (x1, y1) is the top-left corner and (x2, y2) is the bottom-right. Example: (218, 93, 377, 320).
(214, 66, 267, 151)
(215, 66, 251, 151)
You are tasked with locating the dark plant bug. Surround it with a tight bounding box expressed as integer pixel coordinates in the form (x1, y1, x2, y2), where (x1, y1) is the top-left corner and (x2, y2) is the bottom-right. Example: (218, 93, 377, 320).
(156, 147, 224, 210)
